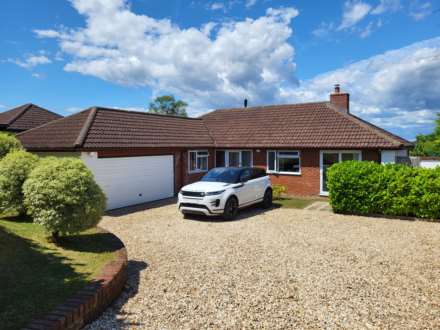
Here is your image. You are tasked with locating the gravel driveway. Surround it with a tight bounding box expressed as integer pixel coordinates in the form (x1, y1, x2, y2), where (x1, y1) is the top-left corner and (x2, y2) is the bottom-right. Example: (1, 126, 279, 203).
(87, 200, 440, 329)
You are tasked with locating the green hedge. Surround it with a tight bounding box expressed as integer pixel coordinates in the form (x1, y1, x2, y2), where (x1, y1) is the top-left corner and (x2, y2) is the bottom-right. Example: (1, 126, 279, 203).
(327, 161, 440, 219)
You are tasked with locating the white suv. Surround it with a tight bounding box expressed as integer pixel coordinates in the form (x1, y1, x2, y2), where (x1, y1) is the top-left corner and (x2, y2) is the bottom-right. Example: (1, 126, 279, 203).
(178, 167, 272, 220)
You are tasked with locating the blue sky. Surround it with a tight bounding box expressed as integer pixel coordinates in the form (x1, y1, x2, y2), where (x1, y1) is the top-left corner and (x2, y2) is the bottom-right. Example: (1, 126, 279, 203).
(0, 0, 439, 140)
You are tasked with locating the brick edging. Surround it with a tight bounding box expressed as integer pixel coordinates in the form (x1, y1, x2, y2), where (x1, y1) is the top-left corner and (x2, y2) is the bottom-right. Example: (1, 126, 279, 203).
(24, 228, 128, 330)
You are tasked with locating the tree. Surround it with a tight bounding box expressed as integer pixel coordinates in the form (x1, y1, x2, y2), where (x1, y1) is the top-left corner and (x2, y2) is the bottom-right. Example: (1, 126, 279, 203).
(412, 113, 440, 157)
(0, 150, 39, 215)
(23, 157, 106, 242)
(0, 132, 22, 159)
(149, 95, 188, 117)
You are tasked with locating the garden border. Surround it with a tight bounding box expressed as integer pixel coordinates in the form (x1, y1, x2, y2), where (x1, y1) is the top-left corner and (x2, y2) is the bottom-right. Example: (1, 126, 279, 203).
(24, 228, 128, 330)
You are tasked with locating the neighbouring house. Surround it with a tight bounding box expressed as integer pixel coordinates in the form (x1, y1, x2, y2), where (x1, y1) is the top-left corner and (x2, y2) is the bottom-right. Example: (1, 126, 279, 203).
(0, 103, 63, 133)
(17, 86, 412, 210)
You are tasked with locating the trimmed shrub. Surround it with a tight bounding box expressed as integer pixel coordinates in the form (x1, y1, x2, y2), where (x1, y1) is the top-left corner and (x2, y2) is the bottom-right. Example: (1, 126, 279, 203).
(327, 161, 440, 219)
(0, 150, 39, 215)
(0, 133, 22, 159)
(23, 157, 106, 239)
(272, 184, 287, 200)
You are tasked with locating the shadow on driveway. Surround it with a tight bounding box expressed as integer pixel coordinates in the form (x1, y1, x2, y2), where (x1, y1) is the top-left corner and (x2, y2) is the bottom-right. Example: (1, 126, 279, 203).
(183, 203, 281, 223)
(105, 198, 177, 218)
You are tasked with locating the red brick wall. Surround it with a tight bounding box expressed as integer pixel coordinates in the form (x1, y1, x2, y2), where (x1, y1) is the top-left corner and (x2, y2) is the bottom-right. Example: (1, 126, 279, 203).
(253, 149, 321, 196)
(96, 148, 381, 197)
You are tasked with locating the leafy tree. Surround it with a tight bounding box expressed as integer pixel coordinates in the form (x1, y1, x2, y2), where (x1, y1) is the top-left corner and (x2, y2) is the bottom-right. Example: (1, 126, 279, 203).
(0, 150, 39, 215)
(149, 95, 188, 117)
(0, 132, 22, 159)
(23, 157, 106, 242)
(412, 113, 440, 157)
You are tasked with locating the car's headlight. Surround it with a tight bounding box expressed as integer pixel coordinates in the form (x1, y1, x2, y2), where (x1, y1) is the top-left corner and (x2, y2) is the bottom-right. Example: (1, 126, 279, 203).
(206, 190, 225, 196)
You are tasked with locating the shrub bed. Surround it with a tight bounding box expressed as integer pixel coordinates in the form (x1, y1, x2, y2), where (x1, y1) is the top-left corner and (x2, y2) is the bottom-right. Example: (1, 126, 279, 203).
(327, 161, 440, 219)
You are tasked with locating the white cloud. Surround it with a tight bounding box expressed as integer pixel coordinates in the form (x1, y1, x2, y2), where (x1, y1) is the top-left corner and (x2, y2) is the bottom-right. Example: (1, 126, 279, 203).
(338, 1, 372, 30)
(359, 19, 382, 38)
(9, 54, 51, 69)
(34, 29, 62, 38)
(371, 0, 401, 15)
(36, 0, 299, 110)
(280, 37, 440, 139)
(210, 2, 225, 11)
(31, 73, 44, 79)
(245, 0, 257, 8)
(409, 1, 432, 21)
(312, 21, 335, 38)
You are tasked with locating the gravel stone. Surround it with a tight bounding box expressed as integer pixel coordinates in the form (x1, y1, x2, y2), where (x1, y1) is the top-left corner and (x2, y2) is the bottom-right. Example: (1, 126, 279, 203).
(86, 202, 440, 329)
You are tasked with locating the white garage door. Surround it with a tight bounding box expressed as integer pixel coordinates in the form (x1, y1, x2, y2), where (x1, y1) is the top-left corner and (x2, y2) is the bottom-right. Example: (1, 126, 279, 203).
(82, 153, 174, 210)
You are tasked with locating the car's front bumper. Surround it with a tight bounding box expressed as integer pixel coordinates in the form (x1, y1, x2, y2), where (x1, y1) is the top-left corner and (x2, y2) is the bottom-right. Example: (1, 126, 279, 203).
(177, 193, 225, 216)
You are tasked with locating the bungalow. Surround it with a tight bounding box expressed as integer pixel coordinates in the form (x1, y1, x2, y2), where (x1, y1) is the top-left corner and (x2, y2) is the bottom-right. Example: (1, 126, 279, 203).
(17, 86, 412, 210)
(0, 103, 63, 133)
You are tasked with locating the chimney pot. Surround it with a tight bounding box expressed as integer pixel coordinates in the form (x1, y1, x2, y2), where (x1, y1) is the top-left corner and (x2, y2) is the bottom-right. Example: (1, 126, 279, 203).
(244, 99, 248, 108)
(334, 84, 340, 94)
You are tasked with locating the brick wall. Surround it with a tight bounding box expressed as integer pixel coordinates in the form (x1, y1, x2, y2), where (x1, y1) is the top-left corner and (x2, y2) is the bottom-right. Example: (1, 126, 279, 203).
(96, 147, 381, 197)
(253, 149, 321, 196)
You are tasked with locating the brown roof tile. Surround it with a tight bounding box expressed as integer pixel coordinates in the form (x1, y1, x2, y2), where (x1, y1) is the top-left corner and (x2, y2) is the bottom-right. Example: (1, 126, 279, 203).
(18, 107, 214, 150)
(201, 102, 412, 149)
(18, 102, 411, 151)
(0, 104, 62, 132)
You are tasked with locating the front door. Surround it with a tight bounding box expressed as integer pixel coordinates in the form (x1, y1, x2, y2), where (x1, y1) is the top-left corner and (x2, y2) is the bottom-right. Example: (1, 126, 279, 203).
(320, 151, 362, 195)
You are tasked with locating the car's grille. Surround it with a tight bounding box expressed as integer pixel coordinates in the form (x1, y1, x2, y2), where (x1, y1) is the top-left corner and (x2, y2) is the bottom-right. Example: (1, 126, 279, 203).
(179, 203, 208, 210)
(181, 190, 204, 197)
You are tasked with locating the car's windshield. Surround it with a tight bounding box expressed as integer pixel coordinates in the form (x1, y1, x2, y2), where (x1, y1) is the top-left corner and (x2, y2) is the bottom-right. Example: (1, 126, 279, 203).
(201, 167, 241, 184)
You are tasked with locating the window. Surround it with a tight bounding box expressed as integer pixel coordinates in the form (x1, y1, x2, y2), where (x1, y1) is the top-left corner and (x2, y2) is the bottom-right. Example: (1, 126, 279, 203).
(189, 150, 209, 173)
(215, 150, 253, 168)
(267, 151, 301, 174)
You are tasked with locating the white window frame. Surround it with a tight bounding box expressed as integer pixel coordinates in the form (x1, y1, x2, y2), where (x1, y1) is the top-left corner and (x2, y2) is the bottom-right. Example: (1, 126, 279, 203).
(215, 150, 253, 168)
(319, 150, 362, 196)
(266, 150, 301, 175)
(188, 150, 209, 174)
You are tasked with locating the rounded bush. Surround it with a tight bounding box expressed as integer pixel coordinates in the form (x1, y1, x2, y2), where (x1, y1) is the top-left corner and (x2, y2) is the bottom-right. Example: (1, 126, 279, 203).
(23, 157, 106, 237)
(0, 150, 39, 215)
(0, 133, 22, 159)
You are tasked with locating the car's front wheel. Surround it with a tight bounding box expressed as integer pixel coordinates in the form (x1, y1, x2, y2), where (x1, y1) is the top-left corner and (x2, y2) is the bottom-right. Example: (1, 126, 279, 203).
(223, 197, 238, 220)
(262, 189, 273, 209)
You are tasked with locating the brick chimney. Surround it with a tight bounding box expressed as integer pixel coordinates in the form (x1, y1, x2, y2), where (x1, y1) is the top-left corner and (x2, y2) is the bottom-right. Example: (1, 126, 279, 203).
(330, 84, 349, 114)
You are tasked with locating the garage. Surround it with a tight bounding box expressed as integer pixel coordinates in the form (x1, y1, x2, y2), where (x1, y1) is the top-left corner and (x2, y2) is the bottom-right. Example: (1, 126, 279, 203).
(82, 153, 175, 210)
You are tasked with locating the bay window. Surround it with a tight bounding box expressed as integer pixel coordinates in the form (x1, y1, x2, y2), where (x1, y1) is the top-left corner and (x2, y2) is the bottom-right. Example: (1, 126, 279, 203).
(189, 150, 209, 173)
(267, 150, 301, 175)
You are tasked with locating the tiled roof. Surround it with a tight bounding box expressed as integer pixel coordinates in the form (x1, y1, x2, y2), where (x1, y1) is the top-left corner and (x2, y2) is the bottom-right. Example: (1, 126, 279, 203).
(201, 102, 412, 149)
(18, 107, 214, 150)
(18, 102, 411, 151)
(0, 104, 62, 132)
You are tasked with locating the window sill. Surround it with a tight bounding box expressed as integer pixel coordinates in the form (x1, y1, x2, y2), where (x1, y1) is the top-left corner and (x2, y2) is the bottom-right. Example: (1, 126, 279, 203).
(267, 171, 301, 176)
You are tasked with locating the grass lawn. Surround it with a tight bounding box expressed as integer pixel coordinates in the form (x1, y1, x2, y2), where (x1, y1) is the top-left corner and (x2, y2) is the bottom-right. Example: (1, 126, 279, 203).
(274, 197, 322, 209)
(0, 217, 120, 330)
